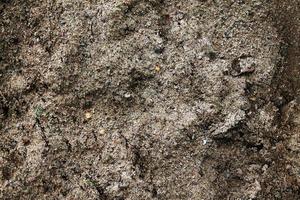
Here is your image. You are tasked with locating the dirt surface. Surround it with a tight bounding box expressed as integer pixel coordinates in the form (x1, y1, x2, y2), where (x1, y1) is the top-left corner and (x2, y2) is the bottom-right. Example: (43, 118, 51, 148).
(0, 0, 300, 199)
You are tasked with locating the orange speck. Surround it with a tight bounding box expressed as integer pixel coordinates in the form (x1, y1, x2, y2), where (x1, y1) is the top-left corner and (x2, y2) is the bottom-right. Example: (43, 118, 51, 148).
(155, 65, 161, 72)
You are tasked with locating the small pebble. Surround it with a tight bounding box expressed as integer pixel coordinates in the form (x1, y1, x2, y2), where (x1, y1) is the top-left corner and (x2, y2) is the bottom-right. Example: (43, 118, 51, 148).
(155, 65, 161, 72)
(99, 129, 105, 135)
(85, 112, 92, 119)
(124, 93, 131, 98)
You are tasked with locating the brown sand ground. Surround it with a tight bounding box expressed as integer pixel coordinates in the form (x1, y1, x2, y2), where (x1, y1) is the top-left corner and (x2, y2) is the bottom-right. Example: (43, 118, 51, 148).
(1, 0, 300, 199)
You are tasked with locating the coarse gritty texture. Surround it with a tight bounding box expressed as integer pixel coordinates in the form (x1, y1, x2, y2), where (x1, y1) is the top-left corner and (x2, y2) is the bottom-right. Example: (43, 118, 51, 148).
(0, 0, 300, 199)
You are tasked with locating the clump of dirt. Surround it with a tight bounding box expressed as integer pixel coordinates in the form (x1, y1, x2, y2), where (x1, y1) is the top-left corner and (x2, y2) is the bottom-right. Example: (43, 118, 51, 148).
(0, 0, 299, 199)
